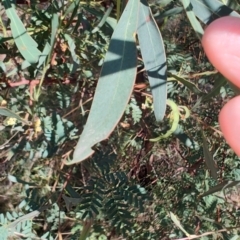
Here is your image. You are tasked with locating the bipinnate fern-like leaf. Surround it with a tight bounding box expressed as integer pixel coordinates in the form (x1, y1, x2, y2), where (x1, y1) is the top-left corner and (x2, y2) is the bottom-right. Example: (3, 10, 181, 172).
(56, 90, 71, 109)
(75, 169, 148, 235)
(69, 152, 149, 236)
(42, 113, 77, 148)
(0, 211, 37, 239)
(125, 98, 142, 125)
(78, 179, 104, 219)
(203, 195, 219, 215)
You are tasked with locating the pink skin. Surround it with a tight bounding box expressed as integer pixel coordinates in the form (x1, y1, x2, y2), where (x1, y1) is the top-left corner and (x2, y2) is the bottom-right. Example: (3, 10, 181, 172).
(202, 16, 240, 156)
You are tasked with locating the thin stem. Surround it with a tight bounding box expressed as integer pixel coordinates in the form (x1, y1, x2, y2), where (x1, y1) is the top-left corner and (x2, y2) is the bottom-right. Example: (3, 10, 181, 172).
(79, 220, 93, 240)
(116, 0, 121, 21)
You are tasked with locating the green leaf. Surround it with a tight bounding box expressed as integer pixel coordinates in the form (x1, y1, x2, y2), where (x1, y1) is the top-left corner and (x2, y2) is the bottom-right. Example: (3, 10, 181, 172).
(67, 0, 139, 165)
(90, 204, 99, 215)
(34, 42, 51, 77)
(182, 0, 204, 39)
(64, 0, 81, 18)
(154, 7, 183, 22)
(0, 107, 29, 125)
(92, 199, 102, 208)
(174, 124, 200, 150)
(190, 0, 240, 25)
(7, 175, 36, 186)
(50, 13, 59, 49)
(202, 74, 227, 102)
(199, 181, 240, 198)
(158, 0, 174, 7)
(2, 0, 42, 64)
(92, 4, 114, 33)
(202, 133, 218, 180)
(137, 0, 167, 122)
(62, 195, 83, 211)
(168, 72, 203, 95)
(83, 6, 116, 31)
(169, 212, 191, 237)
(6, 212, 13, 221)
(64, 34, 80, 74)
(0, 226, 8, 239)
(7, 210, 40, 231)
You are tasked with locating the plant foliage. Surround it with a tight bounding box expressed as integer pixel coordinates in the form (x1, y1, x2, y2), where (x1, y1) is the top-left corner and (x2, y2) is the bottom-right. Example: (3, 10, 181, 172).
(0, 0, 240, 239)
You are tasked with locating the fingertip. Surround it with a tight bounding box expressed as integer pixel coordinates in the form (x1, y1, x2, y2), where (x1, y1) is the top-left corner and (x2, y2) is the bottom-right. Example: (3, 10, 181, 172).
(219, 96, 240, 156)
(202, 16, 240, 89)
